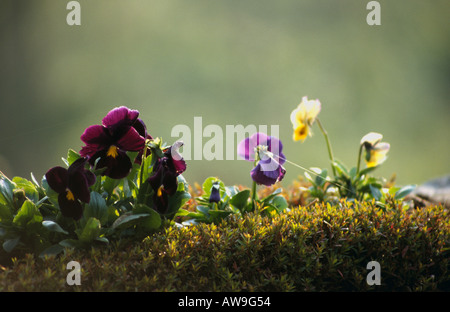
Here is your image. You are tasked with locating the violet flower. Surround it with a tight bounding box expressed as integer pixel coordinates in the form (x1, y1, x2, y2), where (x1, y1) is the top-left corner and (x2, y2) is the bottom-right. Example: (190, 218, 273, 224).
(209, 182, 221, 203)
(238, 132, 286, 186)
(80, 106, 147, 179)
(45, 158, 95, 220)
(147, 141, 186, 213)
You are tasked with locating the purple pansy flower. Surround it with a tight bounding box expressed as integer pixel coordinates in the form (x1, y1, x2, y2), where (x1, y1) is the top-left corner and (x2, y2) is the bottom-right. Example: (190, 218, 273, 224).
(209, 182, 221, 203)
(45, 158, 96, 220)
(147, 141, 186, 213)
(80, 106, 147, 179)
(238, 132, 286, 186)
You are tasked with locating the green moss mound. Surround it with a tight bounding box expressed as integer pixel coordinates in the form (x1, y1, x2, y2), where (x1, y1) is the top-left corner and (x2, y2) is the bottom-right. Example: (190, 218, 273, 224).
(1, 200, 448, 292)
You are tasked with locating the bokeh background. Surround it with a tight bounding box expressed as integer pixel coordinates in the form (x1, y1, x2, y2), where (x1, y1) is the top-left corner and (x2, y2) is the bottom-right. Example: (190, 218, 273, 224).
(1, 0, 449, 189)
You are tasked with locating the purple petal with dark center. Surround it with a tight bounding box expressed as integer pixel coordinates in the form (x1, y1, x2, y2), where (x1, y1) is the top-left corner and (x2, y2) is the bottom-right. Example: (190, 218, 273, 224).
(58, 192, 84, 220)
(45, 167, 68, 194)
(148, 158, 179, 196)
(237, 137, 253, 161)
(209, 184, 221, 203)
(116, 127, 146, 152)
(68, 170, 91, 204)
(102, 106, 139, 128)
(80, 125, 111, 146)
(250, 158, 286, 186)
(238, 133, 273, 161)
(133, 118, 152, 139)
(153, 189, 169, 214)
(93, 149, 132, 179)
(165, 142, 187, 175)
(267, 136, 284, 159)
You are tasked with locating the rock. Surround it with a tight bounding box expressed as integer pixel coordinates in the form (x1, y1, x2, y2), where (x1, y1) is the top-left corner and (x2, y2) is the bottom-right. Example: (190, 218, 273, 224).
(409, 175, 450, 208)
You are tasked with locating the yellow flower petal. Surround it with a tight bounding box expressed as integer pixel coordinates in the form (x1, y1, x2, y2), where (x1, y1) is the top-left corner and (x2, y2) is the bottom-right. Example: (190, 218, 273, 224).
(365, 143, 390, 167)
(293, 124, 309, 142)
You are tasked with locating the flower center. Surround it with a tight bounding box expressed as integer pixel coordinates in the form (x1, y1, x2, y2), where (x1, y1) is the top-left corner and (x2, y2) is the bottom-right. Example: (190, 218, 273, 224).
(66, 189, 75, 201)
(255, 145, 272, 161)
(106, 145, 119, 159)
(156, 185, 165, 198)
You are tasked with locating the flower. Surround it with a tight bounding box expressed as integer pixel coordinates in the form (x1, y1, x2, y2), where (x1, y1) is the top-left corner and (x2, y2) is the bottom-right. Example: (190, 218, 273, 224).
(209, 182, 221, 203)
(80, 106, 147, 179)
(147, 141, 186, 213)
(360, 132, 390, 167)
(290, 96, 321, 142)
(238, 132, 286, 186)
(45, 158, 96, 220)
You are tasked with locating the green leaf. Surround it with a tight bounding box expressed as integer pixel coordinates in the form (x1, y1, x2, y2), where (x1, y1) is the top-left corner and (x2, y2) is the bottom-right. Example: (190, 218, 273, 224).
(140, 153, 154, 183)
(332, 161, 349, 178)
(77, 217, 101, 243)
(304, 171, 316, 186)
(261, 188, 282, 203)
(12, 177, 39, 204)
(315, 168, 328, 187)
(229, 190, 250, 211)
(42, 220, 69, 235)
(112, 213, 150, 230)
(3, 236, 20, 253)
(133, 204, 162, 231)
(208, 210, 232, 222)
(13, 200, 43, 227)
(39, 244, 65, 258)
(41, 176, 59, 207)
(84, 192, 108, 225)
(271, 195, 289, 212)
(202, 177, 225, 198)
(58, 239, 79, 248)
(358, 165, 378, 177)
(394, 184, 416, 200)
(369, 184, 382, 201)
(67, 149, 81, 166)
(0, 203, 12, 222)
(166, 189, 191, 219)
(0, 176, 15, 207)
(103, 176, 121, 196)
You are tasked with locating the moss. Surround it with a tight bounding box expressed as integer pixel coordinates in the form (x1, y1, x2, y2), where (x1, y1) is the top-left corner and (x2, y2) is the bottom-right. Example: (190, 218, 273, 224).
(0, 200, 448, 291)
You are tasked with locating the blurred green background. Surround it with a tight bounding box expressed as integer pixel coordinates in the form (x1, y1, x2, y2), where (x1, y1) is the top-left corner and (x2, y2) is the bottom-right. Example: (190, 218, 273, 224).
(1, 0, 449, 189)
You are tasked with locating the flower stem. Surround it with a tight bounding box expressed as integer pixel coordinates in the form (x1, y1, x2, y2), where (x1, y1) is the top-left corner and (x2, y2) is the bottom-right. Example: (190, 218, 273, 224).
(251, 179, 257, 211)
(356, 144, 363, 176)
(251, 153, 259, 211)
(316, 118, 336, 177)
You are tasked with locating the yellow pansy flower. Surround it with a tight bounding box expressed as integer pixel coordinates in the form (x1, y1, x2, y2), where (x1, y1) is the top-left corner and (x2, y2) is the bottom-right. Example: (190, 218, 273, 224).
(290, 96, 321, 142)
(360, 132, 390, 167)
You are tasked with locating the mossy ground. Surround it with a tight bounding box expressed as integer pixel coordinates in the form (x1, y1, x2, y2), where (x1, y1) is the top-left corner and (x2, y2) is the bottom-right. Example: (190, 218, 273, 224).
(1, 184, 448, 292)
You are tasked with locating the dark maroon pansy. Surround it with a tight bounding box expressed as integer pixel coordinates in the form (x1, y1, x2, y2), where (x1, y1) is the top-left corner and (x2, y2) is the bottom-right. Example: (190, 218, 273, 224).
(147, 141, 186, 213)
(45, 158, 95, 220)
(79, 106, 147, 179)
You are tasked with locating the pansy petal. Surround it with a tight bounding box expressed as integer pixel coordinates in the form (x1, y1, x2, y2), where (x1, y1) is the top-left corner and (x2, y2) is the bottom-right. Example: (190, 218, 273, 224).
(68, 170, 91, 204)
(58, 192, 84, 220)
(251, 164, 277, 186)
(237, 137, 253, 161)
(80, 125, 111, 146)
(360, 132, 383, 146)
(267, 136, 283, 157)
(166, 141, 187, 175)
(102, 106, 140, 128)
(116, 127, 146, 152)
(95, 149, 132, 179)
(45, 167, 68, 194)
(209, 183, 221, 203)
(133, 118, 152, 139)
